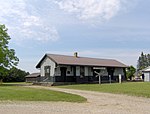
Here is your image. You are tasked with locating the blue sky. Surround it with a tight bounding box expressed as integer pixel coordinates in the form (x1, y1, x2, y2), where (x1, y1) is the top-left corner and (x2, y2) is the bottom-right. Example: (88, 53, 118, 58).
(0, 0, 150, 73)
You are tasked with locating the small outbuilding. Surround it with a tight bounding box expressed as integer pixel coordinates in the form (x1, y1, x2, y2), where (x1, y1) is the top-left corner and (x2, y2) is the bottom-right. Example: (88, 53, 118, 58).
(25, 73, 40, 83)
(142, 66, 150, 82)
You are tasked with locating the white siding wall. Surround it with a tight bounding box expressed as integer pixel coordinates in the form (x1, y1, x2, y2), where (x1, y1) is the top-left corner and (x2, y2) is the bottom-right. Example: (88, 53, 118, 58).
(55, 67, 61, 76)
(55, 66, 94, 77)
(40, 61, 124, 78)
(114, 68, 124, 76)
(76, 66, 80, 76)
(40, 57, 56, 77)
(55, 65, 74, 76)
(85, 67, 88, 76)
(144, 72, 150, 82)
(88, 67, 92, 76)
(101, 69, 108, 76)
(55, 66, 125, 77)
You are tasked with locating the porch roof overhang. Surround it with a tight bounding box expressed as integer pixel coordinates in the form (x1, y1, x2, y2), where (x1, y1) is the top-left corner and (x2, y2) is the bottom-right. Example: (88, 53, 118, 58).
(25, 73, 40, 78)
(57, 63, 127, 68)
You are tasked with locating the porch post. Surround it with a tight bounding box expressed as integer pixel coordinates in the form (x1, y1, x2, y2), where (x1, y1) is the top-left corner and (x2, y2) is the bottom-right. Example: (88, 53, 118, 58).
(109, 75, 111, 84)
(99, 75, 101, 84)
(119, 74, 122, 83)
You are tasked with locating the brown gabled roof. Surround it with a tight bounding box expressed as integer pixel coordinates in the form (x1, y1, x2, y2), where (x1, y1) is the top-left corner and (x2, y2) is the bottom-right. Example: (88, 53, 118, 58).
(25, 73, 40, 78)
(36, 54, 127, 68)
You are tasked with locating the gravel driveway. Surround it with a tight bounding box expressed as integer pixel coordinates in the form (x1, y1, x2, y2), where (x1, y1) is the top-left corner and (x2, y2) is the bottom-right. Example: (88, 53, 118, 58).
(0, 86, 150, 114)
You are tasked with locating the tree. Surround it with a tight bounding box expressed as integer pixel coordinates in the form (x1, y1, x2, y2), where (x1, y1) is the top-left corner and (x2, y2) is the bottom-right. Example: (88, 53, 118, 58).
(0, 24, 19, 81)
(137, 52, 150, 71)
(3, 67, 29, 82)
(126, 66, 136, 80)
(147, 54, 150, 65)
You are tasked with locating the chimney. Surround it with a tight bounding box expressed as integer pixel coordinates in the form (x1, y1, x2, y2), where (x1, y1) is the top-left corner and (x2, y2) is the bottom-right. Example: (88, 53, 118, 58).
(74, 52, 78, 57)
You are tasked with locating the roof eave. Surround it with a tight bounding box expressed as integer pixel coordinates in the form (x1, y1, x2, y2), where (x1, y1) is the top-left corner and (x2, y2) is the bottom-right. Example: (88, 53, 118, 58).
(57, 63, 127, 68)
(36, 54, 47, 68)
(36, 54, 57, 68)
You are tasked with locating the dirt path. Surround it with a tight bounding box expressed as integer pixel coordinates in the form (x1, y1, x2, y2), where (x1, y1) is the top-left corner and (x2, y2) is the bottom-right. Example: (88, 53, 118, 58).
(0, 86, 150, 114)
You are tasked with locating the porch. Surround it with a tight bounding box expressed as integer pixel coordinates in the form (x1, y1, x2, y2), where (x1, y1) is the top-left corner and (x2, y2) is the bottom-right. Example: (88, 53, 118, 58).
(37, 65, 126, 84)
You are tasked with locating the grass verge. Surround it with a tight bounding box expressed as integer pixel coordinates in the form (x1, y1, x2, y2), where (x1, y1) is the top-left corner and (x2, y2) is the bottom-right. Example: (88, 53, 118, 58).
(58, 82, 150, 98)
(0, 84, 86, 102)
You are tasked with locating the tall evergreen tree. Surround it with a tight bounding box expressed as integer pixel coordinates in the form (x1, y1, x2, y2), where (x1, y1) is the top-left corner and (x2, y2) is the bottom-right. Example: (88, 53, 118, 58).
(147, 54, 150, 65)
(137, 52, 150, 70)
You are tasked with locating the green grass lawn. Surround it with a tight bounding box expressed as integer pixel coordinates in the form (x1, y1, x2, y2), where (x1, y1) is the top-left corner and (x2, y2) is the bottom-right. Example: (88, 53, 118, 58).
(0, 84, 86, 102)
(58, 82, 150, 98)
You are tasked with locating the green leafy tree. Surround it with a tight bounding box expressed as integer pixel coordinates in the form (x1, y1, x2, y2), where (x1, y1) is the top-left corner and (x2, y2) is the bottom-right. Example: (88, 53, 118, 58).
(3, 67, 29, 82)
(0, 24, 19, 81)
(126, 66, 136, 80)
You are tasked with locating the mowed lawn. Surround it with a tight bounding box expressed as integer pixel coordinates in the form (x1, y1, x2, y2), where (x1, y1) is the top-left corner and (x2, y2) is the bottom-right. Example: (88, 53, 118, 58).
(58, 82, 150, 98)
(0, 84, 86, 102)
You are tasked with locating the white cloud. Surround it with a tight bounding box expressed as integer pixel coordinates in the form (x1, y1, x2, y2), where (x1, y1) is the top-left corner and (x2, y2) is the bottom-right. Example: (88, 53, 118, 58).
(54, 0, 133, 22)
(0, 0, 59, 42)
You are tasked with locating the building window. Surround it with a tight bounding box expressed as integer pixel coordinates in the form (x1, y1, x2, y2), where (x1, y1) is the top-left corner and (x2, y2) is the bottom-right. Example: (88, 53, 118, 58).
(80, 66, 85, 78)
(44, 66, 51, 77)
